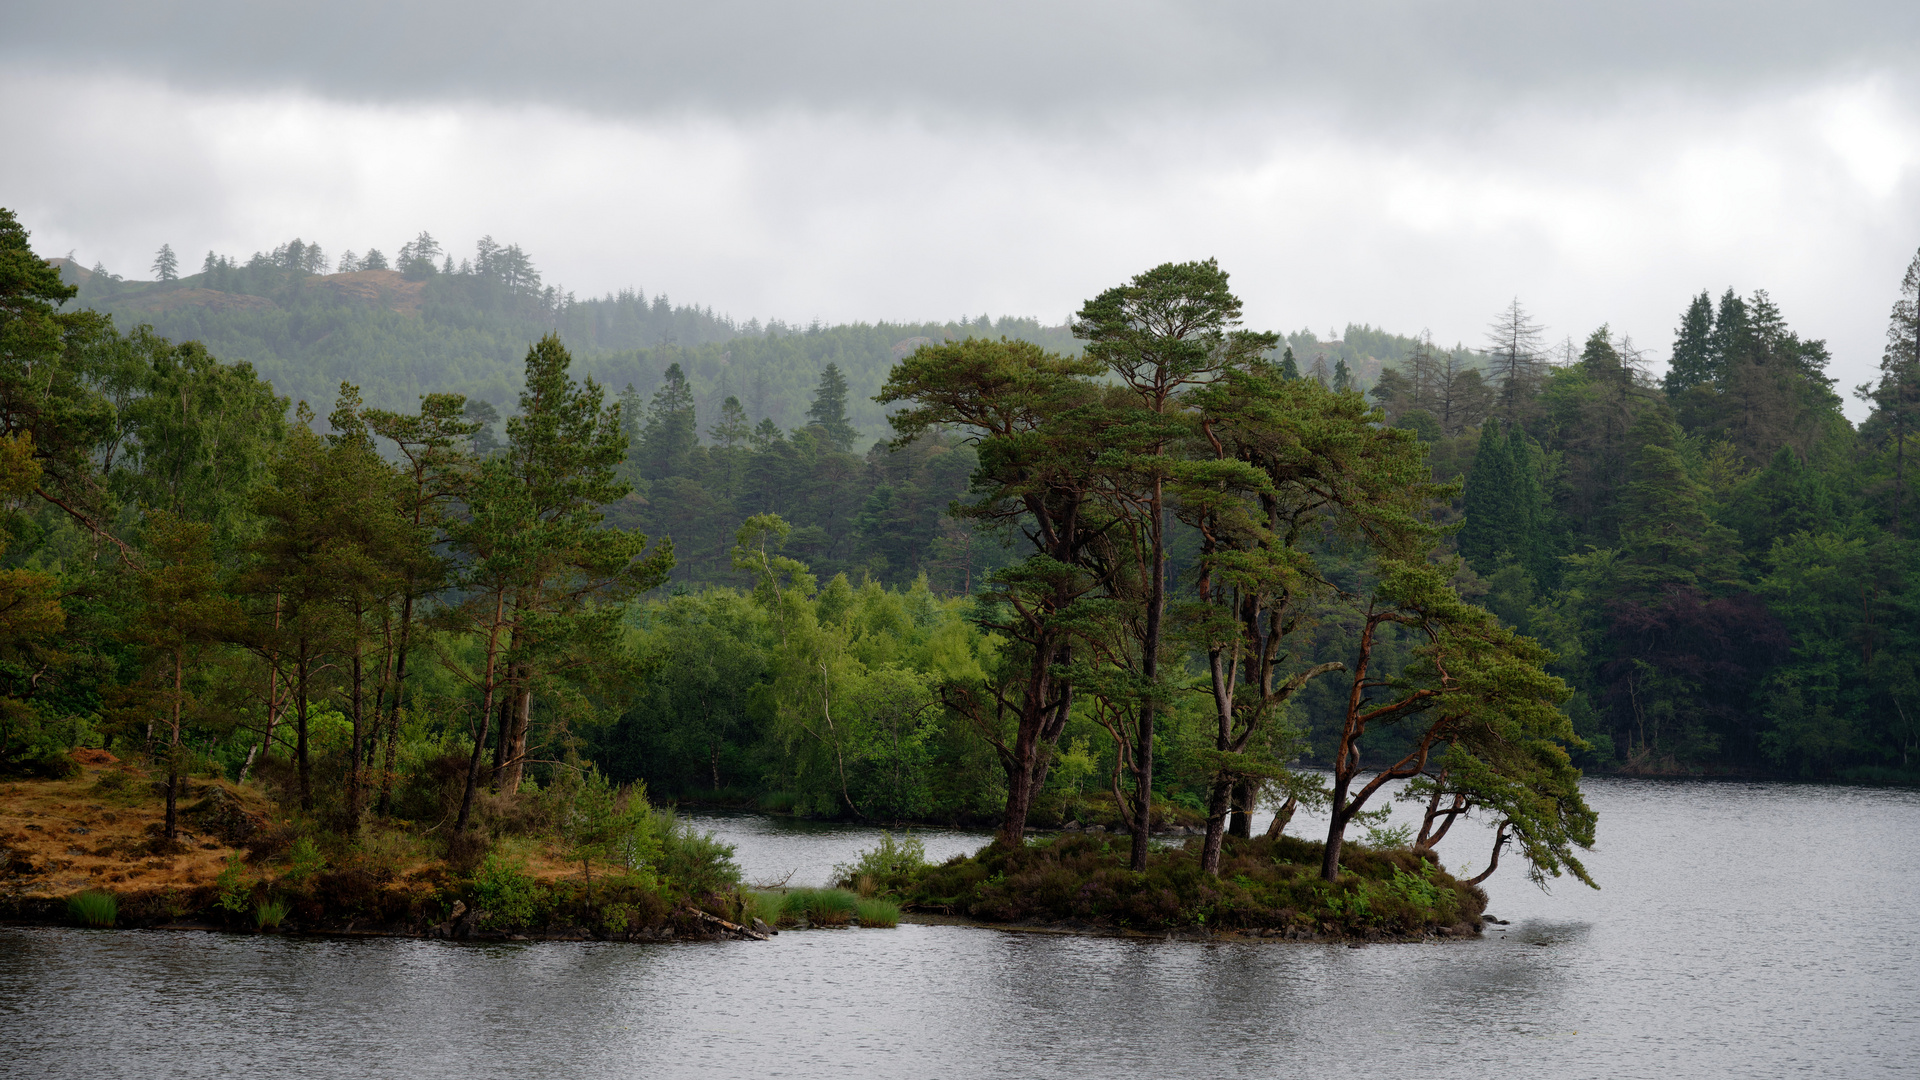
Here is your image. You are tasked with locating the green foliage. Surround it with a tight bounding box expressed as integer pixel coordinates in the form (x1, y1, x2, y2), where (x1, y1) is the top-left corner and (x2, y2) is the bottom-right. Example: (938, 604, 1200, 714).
(472, 852, 544, 930)
(830, 830, 929, 893)
(67, 890, 118, 927)
(854, 897, 900, 927)
(253, 897, 290, 930)
(780, 887, 859, 927)
(905, 834, 1474, 936)
(282, 837, 326, 883)
(216, 854, 252, 914)
(650, 814, 743, 899)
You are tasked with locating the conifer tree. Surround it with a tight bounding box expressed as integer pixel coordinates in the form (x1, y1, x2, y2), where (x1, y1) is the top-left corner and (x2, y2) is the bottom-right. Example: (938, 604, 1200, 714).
(1666, 291, 1715, 394)
(1487, 298, 1547, 425)
(1458, 420, 1517, 574)
(1278, 345, 1299, 380)
(151, 244, 178, 282)
(637, 362, 697, 477)
(805, 363, 859, 451)
(1871, 247, 1920, 536)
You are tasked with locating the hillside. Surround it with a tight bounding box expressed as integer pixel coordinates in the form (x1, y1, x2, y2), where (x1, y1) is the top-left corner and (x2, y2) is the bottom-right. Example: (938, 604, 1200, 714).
(60, 247, 1468, 441)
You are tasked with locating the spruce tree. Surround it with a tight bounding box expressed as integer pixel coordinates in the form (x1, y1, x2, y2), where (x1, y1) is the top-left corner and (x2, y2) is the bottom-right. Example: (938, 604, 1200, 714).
(637, 362, 697, 477)
(1665, 291, 1714, 395)
(151, 244, 178, 282)
(1278, 345, 1299, 380)
(805, 363, 858, 451)
(1616, 410, 1740, 591)
(1507, 425, 1552, 584)
(1459, 419, 1516, 574)
(1872, 247, 1920, 537)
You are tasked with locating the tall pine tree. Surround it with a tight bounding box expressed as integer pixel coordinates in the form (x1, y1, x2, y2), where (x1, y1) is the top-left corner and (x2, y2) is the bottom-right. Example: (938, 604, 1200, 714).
(805, 363, 859, 451)
(1665, 291, 1715, 395)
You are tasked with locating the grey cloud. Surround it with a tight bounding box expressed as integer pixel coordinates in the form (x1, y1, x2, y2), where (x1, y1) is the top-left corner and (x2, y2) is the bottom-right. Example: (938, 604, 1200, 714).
(10, 1, 1918, 123)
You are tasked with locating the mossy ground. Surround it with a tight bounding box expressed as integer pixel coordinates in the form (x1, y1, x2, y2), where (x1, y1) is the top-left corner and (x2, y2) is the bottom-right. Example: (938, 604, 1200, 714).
(896, 832, 1486, 939)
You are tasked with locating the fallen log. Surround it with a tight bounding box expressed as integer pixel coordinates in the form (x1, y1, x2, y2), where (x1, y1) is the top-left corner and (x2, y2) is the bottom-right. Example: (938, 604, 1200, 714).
(685, 907, 769, 941)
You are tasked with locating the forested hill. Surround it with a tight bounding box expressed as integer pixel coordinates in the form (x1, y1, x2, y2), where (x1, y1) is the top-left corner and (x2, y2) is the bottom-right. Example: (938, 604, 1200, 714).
(60, 237, 1471, 441)
(56, 241, 1078, 438)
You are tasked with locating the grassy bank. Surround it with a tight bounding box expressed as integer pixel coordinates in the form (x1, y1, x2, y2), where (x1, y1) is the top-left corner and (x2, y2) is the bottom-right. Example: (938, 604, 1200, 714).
(848, 832, 1486, 940)
(0, 753, 759, 942)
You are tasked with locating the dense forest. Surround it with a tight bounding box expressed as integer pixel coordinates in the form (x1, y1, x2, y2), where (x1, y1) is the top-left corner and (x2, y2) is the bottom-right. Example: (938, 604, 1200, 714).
(5, 207, 1917, 884)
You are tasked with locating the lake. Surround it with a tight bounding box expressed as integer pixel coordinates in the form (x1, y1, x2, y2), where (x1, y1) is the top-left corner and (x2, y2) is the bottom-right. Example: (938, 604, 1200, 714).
(2, 777, 1915, 1078)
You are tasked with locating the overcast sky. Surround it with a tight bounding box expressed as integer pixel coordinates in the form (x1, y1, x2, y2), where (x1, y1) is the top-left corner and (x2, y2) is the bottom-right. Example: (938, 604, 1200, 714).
(5, 1, 1917, 414)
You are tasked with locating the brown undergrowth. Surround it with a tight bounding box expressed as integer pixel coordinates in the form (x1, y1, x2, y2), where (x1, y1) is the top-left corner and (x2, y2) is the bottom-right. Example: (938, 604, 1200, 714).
(0, 753, 753, 941)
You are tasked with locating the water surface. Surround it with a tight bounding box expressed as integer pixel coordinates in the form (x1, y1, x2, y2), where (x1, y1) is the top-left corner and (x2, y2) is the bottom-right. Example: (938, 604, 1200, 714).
(3, 778, 1914, 1078)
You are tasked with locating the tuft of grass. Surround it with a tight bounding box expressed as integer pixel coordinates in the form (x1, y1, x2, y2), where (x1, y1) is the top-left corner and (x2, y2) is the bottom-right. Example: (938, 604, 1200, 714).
(68, 890, 117, 928)
(742, 890, 785, 927)
(854, 897, 900, 928)
(783, 887, 858, 928)
(254, 897, 290, 930)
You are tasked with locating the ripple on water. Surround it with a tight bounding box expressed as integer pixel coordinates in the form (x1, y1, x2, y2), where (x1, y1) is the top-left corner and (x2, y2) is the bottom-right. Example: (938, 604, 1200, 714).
(2, 778, 1915, 1078)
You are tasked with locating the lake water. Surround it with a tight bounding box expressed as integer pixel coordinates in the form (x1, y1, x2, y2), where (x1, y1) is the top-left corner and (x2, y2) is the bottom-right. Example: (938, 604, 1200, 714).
(3, 778, 1916, 1078)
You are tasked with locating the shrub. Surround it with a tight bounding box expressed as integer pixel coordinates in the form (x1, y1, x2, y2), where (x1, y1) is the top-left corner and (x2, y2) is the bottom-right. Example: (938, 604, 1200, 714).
(652, 813, 742, 898)
(216, 855, 252, 914)
(68, 890, 117, 928)
(254, 897, 290, 930)
(472, 852, 543, 930)
(830, 831, 928, 894)
(281, 837, 326, 883)
(854, 898, 900, 928)
(758, 791, 799, 814)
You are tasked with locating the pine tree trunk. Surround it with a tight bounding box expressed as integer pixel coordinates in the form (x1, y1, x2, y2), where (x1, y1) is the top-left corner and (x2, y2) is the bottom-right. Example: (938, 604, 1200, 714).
(1130, 485, 1165, 872)
(164, 650, 183, 840)
(1199, 776, 1231, 875)
(1228, 780, 1254, 838)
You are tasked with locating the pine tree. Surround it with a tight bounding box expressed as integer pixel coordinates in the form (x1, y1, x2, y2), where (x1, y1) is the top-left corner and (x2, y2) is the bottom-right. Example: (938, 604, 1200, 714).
(636, 363, 698, 477)
(709, 395, 750, 449)
(1665, 291, 1714, 395)
(151, 244, 178, 282)
(1459, 419, 1518, 575)
(805, 363, 859, 451)
(1487, 298, 1547, 425)
(1507, 425, 1552, 584)
(1873, 247, 1920, 536)
(1709, 289, 1753, 373)
(1278, 346, 1299, 380)
(1616, 410, 1740, 590)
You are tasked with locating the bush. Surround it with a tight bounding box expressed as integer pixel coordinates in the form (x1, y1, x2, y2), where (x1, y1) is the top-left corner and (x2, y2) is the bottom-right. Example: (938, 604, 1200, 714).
(854, 897, 900, 928)
(830, 831, 928, 895)
(68, 890, 117, 928)
(652, 813, 742, 899)
(216, 855, 252, 914)
(280, 837, 326, 883)
(472, 852, 543, 930)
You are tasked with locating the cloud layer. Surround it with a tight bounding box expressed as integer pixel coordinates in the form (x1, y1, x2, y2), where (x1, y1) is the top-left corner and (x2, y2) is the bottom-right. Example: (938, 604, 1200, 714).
(5, 4, 1919, 412)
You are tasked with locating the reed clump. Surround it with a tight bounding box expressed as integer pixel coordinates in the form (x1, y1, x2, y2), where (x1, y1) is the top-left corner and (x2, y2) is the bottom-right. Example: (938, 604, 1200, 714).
(854, 897, 900, 928)
(67, 890, 118, 928)
(253, 897, 290, 930)
(781, 887, 858, 927)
